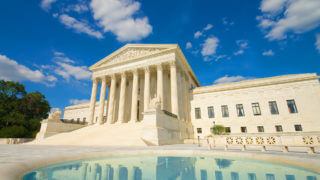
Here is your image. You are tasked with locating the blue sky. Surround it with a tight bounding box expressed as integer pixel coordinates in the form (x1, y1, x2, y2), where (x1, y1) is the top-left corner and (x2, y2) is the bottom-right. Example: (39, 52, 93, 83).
(0, 0, 320, 111)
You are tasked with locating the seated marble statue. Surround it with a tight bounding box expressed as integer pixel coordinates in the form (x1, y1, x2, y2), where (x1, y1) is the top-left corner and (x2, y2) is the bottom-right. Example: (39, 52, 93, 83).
(48, 108, 62, 120)
(149, 96, 161, 110)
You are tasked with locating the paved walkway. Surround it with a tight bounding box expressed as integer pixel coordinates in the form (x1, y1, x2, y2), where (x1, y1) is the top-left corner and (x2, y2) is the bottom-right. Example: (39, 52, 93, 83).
(0, 144, 319, 179)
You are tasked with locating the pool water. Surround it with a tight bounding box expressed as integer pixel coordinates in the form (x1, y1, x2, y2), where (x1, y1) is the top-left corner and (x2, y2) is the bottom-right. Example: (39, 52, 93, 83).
(23, 155, 319, 180)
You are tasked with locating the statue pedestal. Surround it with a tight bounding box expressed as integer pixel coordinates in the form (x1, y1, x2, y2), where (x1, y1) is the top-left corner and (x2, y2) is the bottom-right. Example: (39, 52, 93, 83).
(140, 107, 193, 145)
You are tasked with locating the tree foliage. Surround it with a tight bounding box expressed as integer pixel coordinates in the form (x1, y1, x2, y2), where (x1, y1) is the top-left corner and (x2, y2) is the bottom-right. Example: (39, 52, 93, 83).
(0, 80, 50, 138)
(211, 125, 227, 135)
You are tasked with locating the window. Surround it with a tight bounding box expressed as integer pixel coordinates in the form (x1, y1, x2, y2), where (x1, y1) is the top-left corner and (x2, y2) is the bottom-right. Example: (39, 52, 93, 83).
(236, 104, 245, 117)
(221, 105, 229, 117)
(294, 124, 302, 131)
(252, 103, 261, 116)
(197, 128, 202, 134)
(83, 117, 86, 123)
(207, 106, 214, 118)
(257, 126, 264, 132)
(77, 118, 80, 123)
(225, 127, 231, 133)
(195, 108, 201, 119)
(269, 101, 279, 114)
(241, 126, 247, 133)
(275, 125, 283, 132)
(287, 99, 298, 113)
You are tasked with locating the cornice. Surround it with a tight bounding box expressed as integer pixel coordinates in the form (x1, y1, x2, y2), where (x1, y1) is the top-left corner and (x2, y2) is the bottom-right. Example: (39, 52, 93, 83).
(192, 74, 320, 95)
(64, 101, 107, 110)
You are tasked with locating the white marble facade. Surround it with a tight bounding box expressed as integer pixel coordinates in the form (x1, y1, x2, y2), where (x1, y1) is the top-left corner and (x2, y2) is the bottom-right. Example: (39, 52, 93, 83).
(63, 44, 320, 139)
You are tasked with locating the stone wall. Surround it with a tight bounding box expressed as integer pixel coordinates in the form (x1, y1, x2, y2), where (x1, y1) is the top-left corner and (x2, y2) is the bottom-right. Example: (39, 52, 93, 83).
(190, 73, 320, 138)
(0, 138, 34, 144)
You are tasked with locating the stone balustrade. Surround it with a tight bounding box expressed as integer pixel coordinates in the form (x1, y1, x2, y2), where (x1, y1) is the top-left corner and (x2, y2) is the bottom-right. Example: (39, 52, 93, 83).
(199, 133, 320, 154)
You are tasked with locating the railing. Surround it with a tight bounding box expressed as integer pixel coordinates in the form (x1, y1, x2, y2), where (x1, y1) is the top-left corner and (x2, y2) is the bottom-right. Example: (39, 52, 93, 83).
(204, 134, 320, 154)
(60, 119, 87, 125)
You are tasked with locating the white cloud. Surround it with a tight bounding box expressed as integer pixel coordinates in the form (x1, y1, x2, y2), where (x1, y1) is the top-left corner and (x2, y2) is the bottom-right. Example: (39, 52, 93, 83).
(201, 37, 219, 56)
(194, 24, 213, 39)
(53, 51, 65, 56)
(0, 54, 57, 86)
(315, 33, 320, 52)
(194, 31, 203, 39)
(234, 49, 244, 56)
(258, 0, 320, 40)
(214, 75, 250, 84)
(186, 42, 192, 49)
(59, 14, 103, 39)
(90, 0, 152, 42)
(262, 49, 275, 56)
(260, 0, 286, 13)
(63, 4, 89, 13)
(234, 40, 248, 56)
(54, 62, 91, 81)
(222, 17, 234, 26)
(69, 99, 90, 105)
(236, 40, 248, 49)
(40, 0, 57, 11)
(204, 24, 213, 31)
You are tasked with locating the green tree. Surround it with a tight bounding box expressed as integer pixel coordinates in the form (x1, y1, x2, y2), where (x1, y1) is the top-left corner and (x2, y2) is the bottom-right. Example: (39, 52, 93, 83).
(0, 80, 50, 138)
(211, 125, 226, 135)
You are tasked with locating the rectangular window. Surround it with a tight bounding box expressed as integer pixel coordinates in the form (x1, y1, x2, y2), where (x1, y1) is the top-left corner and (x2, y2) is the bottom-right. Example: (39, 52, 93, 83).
(269, 101, 279, 114)
(241, 126, 247, 133)
(236, 104, 245, 117)
(294, 124, 302, 131)
(221, 105, 229, 117)
(77, 118, 80, 123)
(287, 100, 298, 113)
(197, 128, 202, 134)
(257, 126, 264, 133)
(195, 108, 201, 119)
(225, 127, 231, 133)
(252, 103, 261, 116)
(83, 117, 86, 122)
(207, 106, 214, 118)
(275, 125, 283, 132)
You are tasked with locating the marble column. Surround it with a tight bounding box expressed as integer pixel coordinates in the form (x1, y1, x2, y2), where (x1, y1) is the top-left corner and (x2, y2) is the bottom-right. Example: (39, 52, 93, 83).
(157, 64, 164, 109)
(89, 164, 97, 180)
(181, 72, 187, 121)
(88, 79, 98, 125)
(127, 167, 135, 180)
(117, 72, 127, 123)
(170, 62, 179, 118)
(107, 75, 116, 124)
(80, 163, 88, 180)
(98, 76, 107, 124)
(184, 75, 191, 122)
(101, 164, 107, 180)
(144, 67, 150, 112)
(113, 165, 119, 180)
(130, 69, 139, 123)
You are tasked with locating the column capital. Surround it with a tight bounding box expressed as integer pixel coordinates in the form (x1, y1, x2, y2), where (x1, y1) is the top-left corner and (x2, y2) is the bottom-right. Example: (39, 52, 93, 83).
(156, 63, 163, 70)
(110, 74, 116, 80)
(92, 78, 98, 83)
(131, 69, 139, 75)
(100, 76, 107, 83)
(144, 66, 150, 72)
(169, 61, 177, 67)
(120, 72, 127, 78)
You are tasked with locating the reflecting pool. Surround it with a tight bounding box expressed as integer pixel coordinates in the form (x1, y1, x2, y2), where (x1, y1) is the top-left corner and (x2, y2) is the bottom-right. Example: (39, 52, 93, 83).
(23, 155, 320, 180)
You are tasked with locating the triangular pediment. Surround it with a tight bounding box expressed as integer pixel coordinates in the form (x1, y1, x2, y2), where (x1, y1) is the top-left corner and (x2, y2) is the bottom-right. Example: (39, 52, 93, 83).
(90, 44, 177, 70)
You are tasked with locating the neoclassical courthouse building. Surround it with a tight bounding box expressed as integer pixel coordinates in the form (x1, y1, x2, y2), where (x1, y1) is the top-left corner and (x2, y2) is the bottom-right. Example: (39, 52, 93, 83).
(60, 44, 320, 144)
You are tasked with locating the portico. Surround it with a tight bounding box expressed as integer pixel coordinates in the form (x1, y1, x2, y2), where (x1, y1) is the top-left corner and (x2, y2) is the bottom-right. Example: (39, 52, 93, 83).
(87, 44, 199, 126)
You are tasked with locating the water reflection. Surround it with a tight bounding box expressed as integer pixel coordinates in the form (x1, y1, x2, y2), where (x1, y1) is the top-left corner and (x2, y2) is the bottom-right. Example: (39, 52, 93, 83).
(23, 155, 320, 180)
